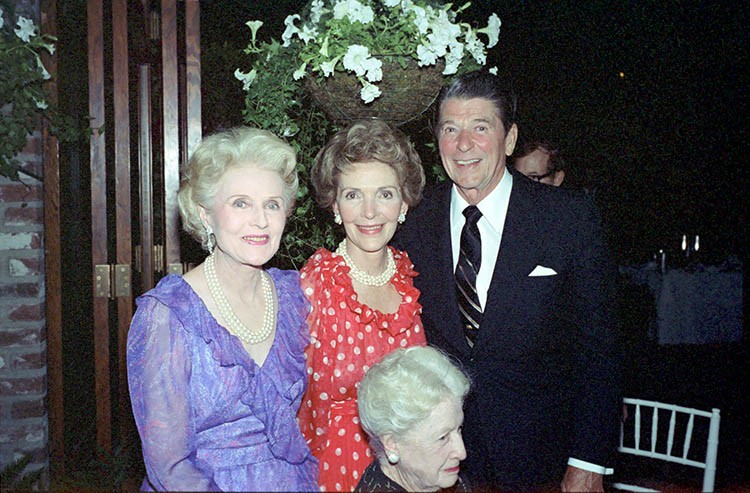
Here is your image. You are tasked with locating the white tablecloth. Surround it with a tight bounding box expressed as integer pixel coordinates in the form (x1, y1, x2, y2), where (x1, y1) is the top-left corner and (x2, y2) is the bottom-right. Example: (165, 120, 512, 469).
(619, 260, 743, 344)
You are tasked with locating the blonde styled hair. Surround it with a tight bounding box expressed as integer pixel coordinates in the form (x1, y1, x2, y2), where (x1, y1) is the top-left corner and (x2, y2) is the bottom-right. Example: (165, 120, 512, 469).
(177, 126, 298, 250)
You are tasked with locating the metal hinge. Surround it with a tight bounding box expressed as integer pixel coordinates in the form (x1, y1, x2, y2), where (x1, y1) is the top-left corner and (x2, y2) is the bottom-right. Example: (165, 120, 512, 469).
(94, 264, 132, 299)
(133, 245, 189, 276)
(134, 244, 165, 274)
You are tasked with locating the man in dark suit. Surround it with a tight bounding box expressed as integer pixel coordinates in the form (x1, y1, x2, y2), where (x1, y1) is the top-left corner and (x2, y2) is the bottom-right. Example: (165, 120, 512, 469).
(395, 70, 622, 491)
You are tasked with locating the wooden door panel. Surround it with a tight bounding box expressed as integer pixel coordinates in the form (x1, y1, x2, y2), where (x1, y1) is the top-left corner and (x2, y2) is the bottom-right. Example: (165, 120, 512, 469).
(112, 0, 134, 446)
(161, 0, 181, 273)
(75, 0, 201, 461)
(87, 0, 112, 455)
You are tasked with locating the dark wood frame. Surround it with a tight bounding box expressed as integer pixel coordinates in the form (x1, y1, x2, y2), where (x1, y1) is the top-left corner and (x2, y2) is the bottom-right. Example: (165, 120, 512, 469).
(41, 0, 63, 476)
(44, 0, 202, 475)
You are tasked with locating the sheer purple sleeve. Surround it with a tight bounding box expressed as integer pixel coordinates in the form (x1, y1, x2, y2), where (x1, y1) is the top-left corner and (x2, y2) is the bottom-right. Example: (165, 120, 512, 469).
(127, 296, 220, 491)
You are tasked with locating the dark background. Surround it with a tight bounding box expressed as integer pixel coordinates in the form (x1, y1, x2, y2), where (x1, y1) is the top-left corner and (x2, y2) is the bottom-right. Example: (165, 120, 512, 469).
(201, 0, 748, 266)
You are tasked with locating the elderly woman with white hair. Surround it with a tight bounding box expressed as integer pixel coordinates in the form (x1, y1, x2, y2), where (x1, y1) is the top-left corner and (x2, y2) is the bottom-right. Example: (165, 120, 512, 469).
(355, 346, 471, 492)
(127, 126, 317, 491)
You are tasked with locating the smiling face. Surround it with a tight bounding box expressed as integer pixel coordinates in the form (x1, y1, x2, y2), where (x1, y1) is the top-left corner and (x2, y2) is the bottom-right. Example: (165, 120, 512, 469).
(333, 160, 406, 260)
(388, 397, 466, 492)
(199, 165, 287, 269)
(438, 97, 518, 204)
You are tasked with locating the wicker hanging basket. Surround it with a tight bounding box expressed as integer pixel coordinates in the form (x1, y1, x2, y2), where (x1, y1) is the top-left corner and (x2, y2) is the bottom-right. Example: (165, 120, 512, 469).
(305, 57, 445, 126)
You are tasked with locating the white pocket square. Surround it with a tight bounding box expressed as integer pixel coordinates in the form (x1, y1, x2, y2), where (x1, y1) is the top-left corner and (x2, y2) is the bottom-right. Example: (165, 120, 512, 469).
(528, 265, 557, 277)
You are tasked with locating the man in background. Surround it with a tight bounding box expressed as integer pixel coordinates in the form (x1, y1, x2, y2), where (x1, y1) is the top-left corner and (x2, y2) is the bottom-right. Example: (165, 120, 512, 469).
(513, 140, 566, 186)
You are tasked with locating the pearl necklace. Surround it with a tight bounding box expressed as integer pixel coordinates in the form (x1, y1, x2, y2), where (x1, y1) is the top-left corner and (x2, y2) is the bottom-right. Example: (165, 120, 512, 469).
(204, 252, 275, 344)
(335, 239, 396, 287)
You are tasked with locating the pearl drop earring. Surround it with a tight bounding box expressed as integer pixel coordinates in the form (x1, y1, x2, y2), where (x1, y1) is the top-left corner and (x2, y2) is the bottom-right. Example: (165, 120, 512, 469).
(334, 212, 342, 225)
(387, 452, 399, 464)
(398, 211, 406, 224)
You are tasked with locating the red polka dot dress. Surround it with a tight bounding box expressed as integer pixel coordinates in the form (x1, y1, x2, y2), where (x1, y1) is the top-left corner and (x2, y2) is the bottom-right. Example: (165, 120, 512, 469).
(298, 246, 426, 492)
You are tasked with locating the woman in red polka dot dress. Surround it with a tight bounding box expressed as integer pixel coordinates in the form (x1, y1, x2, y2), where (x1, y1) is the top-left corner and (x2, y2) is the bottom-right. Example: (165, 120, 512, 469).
(299, 120, 427, 492)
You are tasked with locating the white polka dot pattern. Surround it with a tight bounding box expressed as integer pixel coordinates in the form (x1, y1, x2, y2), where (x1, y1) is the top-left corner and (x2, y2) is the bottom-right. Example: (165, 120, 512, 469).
(298, 247, 426, 492)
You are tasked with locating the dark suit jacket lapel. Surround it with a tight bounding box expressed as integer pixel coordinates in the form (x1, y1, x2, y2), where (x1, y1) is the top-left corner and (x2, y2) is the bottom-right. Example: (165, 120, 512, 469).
(419, 183, 471, 358)
(474, 177, 543, 353)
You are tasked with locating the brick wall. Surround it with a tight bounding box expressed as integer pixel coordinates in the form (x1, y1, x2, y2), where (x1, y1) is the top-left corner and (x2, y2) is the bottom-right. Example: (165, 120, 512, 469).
(0, 129, 49, 489)
(1, 0, 49, 481)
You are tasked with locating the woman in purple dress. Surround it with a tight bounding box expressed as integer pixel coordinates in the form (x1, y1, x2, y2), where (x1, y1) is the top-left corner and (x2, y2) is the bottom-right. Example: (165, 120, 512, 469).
(127, 127, 318, 491)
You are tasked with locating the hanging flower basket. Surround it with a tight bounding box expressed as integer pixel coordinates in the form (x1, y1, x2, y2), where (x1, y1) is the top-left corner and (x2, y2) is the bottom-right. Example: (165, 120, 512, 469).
(305, 58, 445, 127)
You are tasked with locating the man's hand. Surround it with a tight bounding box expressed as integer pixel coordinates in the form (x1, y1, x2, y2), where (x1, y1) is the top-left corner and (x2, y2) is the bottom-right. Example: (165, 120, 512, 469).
(560, 465, 604, 492)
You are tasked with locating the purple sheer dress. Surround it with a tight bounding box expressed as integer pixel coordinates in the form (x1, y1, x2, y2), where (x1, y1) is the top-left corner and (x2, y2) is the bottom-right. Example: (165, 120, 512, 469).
(127, 269, 318, 492)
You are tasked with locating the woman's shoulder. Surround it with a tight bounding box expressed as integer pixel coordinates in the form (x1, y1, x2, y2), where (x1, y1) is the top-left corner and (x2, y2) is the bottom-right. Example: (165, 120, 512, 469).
(300, 247, 341, 287)
(355, 461, 406, 492)
(132, 274, 216, 341)
(266, 267, 300, 289)
(301, 247, 337, 272)
(136, 274, 196, 308)
(390, 246, 418, 278)
(267, 267, 307, 310)
(129, 275, 207, 349)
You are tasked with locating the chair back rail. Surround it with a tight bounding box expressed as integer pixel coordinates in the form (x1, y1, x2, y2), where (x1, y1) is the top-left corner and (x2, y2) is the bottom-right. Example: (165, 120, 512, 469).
(614, 397, 721, 493)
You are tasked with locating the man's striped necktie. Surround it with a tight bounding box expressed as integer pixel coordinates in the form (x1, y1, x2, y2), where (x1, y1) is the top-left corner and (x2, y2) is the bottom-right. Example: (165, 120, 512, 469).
(455, 205, 483, 347)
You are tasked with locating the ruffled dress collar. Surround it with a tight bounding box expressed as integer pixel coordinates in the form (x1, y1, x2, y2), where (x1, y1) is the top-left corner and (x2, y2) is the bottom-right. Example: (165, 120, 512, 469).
(150, 271, 313, 465)
(318, 246, 422, 336)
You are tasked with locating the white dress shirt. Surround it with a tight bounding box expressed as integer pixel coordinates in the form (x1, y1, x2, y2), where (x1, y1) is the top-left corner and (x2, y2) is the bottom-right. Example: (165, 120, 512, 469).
(450, 169, 513, 309)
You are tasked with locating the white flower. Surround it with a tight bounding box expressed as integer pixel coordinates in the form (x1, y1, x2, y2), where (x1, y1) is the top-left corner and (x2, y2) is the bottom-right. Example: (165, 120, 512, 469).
(343, 44, 372, 76)
(332, 0, 349, 20)
(319, 58, 339, 77)
(353, 4, 375, 24)
(293, 62, 308, 80)
(298, 24, 318, 44)
(234, 68, 257, 90)
(41, 41, 55, 55)
(245, 20, 263, 42)
(0, 7, 5, 30)
(416, 44, 438, 66)
(443, 42, 464, 75)
(34, 97, 48, 110)
(365, 60, 382, 82)
(360, 82, 381, 103)
(426, 10, 461, 57)
(36, 55, 51, 80)
(409, 5, 430, 34)
(309, 0, 326, 24)
(478, 13, 501, 48)
(488, 66, 498, 75)
(14, 16, 37, 43)
(281, 14, 301, 47)
(464, 28, 486, 66)
(424, 35, 447, 57)
(333, 0, 374, 25)
(238, 0, 503, 113)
